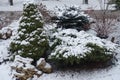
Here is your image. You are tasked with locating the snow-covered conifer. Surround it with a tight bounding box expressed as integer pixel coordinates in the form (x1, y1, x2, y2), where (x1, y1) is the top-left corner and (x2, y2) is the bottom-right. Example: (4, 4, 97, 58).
(10, 3, 49, 62)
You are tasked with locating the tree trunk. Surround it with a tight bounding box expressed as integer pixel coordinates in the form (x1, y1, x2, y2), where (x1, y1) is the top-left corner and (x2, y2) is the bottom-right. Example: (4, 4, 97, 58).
(9, 0, 13, 6)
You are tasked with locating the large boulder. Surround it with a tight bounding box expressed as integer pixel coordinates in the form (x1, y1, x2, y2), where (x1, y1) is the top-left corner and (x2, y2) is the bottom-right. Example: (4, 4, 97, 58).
(37, 58, 52, 73)
(11, 55, 42, 80)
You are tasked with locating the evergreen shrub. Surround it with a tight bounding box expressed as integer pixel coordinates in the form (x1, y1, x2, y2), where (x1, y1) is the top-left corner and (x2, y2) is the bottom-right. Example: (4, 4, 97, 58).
(9, 3, 49, 62)
(56, 6, 90, 31)
(50, 42, 114, 68)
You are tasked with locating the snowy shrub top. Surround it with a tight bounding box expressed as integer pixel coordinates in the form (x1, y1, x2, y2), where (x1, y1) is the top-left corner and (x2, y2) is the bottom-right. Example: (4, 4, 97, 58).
(50, 29, 117, 58)
(55, 6, 89, 19)
(54, 6, 91, 31)
(22, 4, 43, 24)
(23, 0, 35, 5)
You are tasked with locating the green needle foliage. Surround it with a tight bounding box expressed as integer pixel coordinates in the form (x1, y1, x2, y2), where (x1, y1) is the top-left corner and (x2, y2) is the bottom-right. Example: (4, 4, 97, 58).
(56, 6, 90, 31)
(84, 43, 113, 63)
(115, 0, 120, 10)
(9, 3, 49, 62)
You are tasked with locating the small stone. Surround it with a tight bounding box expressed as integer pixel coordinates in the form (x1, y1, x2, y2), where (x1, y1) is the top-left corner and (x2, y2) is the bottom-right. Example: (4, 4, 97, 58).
(37, 58, 46, 70)
(37, 58, 52, 73)
(42, 63, 52, 73)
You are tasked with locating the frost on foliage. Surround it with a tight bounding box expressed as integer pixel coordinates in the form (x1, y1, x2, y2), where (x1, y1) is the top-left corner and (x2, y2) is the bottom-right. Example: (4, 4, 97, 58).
(54, 6, 90, 31)
(50, 29, 117, 59)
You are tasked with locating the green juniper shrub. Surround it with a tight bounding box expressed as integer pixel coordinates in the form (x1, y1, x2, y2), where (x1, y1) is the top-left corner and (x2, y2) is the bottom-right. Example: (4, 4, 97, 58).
(83, 43, 114, 64)
(49, 42, 114, 68)
(50, 38, 62, 50)
(50, 51, 82, 68)
(9, 3, 49, 63)
(56, 6, 90, 31)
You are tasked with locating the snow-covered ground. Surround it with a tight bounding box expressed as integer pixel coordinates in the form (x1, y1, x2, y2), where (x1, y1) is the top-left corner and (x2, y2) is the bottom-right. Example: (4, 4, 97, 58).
(40, 0, 115, 10)
(0, 21, 19, 80)
(0, 0, 120, 80)
(39, 63, 120, 80)
(0, 21, 19, 62)
(0, 0, 115, 11)
(0, 63, 13, 80)
(0, 0, 24, 11)
(0, 19, 120, 80)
